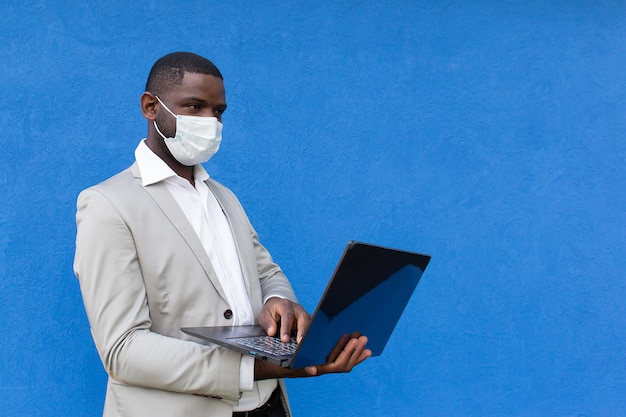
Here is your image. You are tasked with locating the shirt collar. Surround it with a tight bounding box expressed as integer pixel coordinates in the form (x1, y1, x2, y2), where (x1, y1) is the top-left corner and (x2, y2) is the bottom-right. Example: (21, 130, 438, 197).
(134, 140, 210, 186)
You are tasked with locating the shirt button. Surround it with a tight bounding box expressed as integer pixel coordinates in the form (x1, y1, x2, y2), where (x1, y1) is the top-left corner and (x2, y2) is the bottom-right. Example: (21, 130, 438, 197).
(223, 309, 233, 319)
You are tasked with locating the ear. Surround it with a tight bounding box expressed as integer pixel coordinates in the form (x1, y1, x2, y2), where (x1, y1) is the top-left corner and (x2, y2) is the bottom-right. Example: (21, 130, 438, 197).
(140, 92, 158, 120)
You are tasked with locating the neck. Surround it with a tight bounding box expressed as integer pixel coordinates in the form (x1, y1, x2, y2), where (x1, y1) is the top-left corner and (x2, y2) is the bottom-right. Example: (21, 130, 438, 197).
(173, 165, 195, 187)
(144, 136, 195, 186)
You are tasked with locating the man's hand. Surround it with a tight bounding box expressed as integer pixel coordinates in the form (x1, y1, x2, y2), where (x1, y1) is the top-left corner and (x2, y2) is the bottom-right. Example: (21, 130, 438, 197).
(303, 333, 371, 376)
(254, 332, 371, 380)
(256, 299, 371, 381)
(258, 297, 311, 343)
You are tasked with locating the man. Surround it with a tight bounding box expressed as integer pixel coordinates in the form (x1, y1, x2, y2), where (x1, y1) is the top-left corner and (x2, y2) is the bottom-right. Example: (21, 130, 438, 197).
(74, 51, 370, 417)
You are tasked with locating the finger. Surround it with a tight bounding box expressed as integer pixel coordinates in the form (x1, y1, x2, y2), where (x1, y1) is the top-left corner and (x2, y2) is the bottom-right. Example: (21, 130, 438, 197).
(328, 336, 369, 373)
(346, 336, 370, 368)
(258, 300, 279, 337)
(293, 306, 312, 344)
(278, 306, 294, 342)
(341, 338, 361, 371)
(315, 338, 359, 374)
(325, 333, 351, 363)
(264, 322, 278, 337)
(304, 366, 318, 376)
(356, 348, 372, 365)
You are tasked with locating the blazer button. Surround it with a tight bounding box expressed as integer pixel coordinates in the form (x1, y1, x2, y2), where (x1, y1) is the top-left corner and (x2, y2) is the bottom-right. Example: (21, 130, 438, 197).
(223, 309, 233, 319)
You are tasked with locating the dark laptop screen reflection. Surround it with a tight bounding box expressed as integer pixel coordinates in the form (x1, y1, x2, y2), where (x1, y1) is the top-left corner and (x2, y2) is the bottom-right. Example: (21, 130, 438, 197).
(291, 264, 424, 369)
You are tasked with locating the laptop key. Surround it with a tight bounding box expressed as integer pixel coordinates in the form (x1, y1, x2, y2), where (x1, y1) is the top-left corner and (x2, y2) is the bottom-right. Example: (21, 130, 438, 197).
(229, 336, 298, 356)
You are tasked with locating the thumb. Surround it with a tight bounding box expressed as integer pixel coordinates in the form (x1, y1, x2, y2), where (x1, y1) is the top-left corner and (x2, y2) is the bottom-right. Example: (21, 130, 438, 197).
(263, 321, 277, 337)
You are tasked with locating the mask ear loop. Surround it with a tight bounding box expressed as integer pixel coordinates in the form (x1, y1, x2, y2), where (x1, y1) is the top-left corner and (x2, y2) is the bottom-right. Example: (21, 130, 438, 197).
(153, 120, 170, 140)
(155, 95, 178, 118)
(153, 95, 178, 140)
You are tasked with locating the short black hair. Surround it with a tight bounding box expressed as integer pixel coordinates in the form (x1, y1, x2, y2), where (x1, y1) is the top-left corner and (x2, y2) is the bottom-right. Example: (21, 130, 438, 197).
(145, 52, 223, 96)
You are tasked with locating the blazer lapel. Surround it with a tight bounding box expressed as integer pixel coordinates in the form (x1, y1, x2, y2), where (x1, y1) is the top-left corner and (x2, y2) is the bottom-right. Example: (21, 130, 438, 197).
(205, 180, 254, 295)
(130, 163, 229, 302)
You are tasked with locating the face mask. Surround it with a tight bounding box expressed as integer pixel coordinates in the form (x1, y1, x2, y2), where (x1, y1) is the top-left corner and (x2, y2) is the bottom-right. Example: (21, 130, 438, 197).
(154, 95, 223, 166)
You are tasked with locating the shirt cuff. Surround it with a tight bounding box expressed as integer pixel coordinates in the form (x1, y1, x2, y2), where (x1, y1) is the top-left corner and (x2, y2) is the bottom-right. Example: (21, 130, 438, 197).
(239, 355, 254, 392)
(262, 294, 287, 305)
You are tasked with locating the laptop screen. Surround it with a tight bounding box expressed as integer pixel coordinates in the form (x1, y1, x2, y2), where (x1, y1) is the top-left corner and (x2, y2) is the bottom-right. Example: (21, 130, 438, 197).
(291, 242, 430, 368)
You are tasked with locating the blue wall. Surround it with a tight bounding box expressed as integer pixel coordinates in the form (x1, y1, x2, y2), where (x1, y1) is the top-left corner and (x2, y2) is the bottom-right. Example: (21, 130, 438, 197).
(1, 1, 625, 416)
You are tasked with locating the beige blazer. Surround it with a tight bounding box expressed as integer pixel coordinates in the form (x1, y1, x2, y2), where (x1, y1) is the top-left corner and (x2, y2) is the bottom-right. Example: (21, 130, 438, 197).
(74, 162, 297, 417)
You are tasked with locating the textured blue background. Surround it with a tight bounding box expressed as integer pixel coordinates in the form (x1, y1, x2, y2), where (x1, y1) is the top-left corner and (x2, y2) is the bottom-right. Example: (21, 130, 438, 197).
(1, 1, 625, 416)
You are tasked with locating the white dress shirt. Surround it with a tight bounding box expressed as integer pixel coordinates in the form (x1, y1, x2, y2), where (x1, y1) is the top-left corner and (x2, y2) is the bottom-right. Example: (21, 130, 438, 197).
(135, 140, 276, 411)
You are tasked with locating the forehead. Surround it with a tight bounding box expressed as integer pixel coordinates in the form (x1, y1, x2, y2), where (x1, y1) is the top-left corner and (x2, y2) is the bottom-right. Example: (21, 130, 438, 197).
(168, 72, 225, 101)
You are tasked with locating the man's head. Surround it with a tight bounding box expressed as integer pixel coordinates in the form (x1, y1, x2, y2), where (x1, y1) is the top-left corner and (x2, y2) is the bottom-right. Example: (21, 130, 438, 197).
(141, 52, 227, 176)
(145, 52, 223, 97)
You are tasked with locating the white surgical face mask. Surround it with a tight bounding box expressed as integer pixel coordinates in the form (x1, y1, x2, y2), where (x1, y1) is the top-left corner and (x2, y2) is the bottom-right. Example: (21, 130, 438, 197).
(154, 95, 223, 166)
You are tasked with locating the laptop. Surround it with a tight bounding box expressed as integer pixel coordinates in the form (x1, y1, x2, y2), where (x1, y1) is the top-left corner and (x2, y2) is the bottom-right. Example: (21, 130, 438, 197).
(182, 241, 431, 368)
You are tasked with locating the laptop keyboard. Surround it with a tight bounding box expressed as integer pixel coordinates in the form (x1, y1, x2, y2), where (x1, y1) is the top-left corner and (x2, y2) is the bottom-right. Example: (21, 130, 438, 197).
(229, 336, 298, 356)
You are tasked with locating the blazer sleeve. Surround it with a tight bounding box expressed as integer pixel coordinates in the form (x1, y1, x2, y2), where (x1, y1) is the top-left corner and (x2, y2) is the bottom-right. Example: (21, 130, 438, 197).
(251, 224, 299, 304)
(73, 187, 243, 401)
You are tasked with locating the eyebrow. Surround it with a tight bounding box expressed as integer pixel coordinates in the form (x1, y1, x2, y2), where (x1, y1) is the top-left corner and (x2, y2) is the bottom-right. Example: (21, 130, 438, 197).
(180, 96, 207, 103)
(180, 96, 227, 108)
